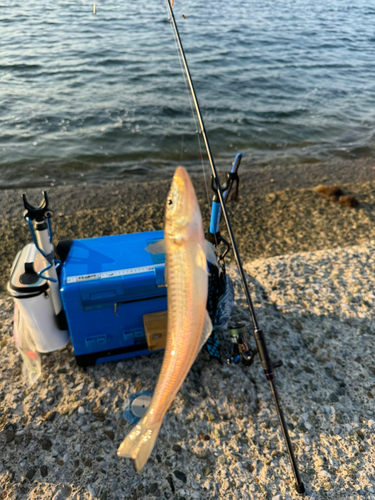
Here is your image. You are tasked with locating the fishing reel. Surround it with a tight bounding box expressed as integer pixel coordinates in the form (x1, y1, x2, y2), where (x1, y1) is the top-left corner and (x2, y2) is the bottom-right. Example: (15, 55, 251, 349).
(226, 322, 283, 370)
(227, 322, 257, 367)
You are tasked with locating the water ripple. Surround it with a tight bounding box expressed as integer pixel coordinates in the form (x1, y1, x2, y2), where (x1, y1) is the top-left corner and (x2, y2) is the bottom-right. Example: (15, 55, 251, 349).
(1, 0, 375, 187)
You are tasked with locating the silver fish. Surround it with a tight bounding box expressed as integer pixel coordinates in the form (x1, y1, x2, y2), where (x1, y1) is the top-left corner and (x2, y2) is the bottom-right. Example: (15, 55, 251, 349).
(117, 166, 216, 471)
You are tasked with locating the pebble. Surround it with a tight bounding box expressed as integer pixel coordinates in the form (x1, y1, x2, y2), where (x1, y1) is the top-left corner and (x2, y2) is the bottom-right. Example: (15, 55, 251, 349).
(5, 429, 15, 444)
(40, 437, 53, 451)
(202, 466, 212, 477)
(173, 470, 187, 483)
(87, 485, 95, 497)
(25, 468, 36, 481)
(53, 485, 72, 500)
(1, 241, 375, 499)
(103, 430, 114, 440)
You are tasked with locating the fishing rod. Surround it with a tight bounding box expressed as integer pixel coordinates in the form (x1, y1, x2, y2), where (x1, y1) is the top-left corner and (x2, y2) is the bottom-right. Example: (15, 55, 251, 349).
(165, 1, 305, 495)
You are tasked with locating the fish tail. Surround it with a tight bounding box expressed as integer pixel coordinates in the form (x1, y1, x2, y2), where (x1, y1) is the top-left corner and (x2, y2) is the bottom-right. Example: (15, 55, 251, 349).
(117, 419, 162, 472)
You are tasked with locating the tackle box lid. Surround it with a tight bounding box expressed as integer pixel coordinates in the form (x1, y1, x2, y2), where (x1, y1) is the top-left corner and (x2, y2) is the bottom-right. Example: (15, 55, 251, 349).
(60, 231, 166, 305)
(8, 243, 48, 296)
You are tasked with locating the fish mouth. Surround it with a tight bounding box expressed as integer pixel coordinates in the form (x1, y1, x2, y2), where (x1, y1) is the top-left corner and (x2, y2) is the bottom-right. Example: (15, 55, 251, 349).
(172, 166, 195, 201)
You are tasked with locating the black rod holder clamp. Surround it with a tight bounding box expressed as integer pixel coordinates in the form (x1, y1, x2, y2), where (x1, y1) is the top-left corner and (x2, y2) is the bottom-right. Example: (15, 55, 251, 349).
(23, 191, 53, 222)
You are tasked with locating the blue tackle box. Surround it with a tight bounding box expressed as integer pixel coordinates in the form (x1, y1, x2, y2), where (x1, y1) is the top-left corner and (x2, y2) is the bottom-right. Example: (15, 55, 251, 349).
(60, 231, 167, 366)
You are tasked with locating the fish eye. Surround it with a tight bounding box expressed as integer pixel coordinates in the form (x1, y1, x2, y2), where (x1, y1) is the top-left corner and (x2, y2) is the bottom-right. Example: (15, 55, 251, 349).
(167, 198, 173, 207)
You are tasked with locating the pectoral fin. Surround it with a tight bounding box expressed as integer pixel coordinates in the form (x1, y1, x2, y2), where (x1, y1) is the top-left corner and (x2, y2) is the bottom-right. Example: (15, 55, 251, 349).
(195, 241, 218, 271)
(203, 240, 218, 267)
(145, 240, 166, 254)
(197, 310, 213, 352)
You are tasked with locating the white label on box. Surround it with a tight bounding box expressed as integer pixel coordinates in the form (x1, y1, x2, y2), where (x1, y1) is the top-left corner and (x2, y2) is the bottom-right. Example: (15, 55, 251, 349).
(66, 265, 156, 284)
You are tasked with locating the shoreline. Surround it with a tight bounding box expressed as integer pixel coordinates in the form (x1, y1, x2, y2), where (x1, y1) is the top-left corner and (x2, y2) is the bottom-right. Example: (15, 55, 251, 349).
(1, 158, 375, 220)
(1, 159, 375, 292)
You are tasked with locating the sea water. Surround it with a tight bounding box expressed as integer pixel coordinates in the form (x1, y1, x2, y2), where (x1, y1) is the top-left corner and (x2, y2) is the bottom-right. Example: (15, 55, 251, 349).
(1, 0, 375, 187)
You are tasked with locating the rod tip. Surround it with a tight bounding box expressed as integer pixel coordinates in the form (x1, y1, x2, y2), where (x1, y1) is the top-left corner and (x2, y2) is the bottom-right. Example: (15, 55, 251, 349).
(295, 482, 305, 495)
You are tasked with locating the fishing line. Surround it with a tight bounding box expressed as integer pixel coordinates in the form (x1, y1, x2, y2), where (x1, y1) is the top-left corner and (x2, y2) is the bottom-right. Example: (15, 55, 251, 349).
(164, 0, 211, 212)
(164, 1, 305, 495)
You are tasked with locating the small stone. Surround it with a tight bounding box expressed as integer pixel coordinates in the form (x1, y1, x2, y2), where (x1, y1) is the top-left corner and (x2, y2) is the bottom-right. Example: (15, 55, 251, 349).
(44, 411, 58, 422)
(78, 406, 85, 415)
(149, 483, 158, 494)
(172, 444, 182, 452)
(81, 425, 91, 432)
(135, 381, 143, 392)
(356, 429, 364, 440)
(329, 393, 339, 403)
(339, 195, 358, 208)
(173, 470, 187, 483)
(315, 185, 342, 200)
(25, 468, 36, 481)
(103, 430, 114, 441)
(87, 485, 95, 497)
(14, 435, 23, 445)
(40, 465, 48, 477)
(294, 320, 303, 332)
(367, 392, 374, 399)
(205, 412, 215, 422)
(334, 413, 343, 423)
(179, 428, 188, 439)
(5, 429, 15, 444)
(57, 460, 64, 466)
(202, 466, 212, 477)
(323, 482, 333, 491)
(203, 434, 210, 441)
(344, 470, 357, 480)
(93, 411, 105, 421)
(84, 459, 92, 467)
(40, 437, 53, 451)
(213, 428, 222, 439)
(304, 366, 314, 374)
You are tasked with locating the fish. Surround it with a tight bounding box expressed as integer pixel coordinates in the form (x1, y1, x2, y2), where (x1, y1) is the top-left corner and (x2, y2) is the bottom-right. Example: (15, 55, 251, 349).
(117, 166, 216, 471)
(182, 14, 187, 19)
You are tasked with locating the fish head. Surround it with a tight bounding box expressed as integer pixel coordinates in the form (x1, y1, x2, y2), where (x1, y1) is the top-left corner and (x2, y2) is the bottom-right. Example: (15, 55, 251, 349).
(165, 166, 202, 244)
